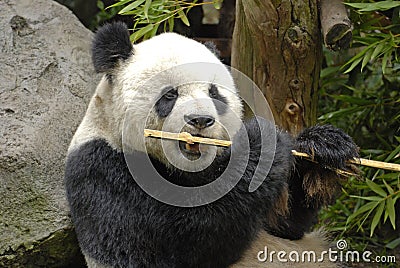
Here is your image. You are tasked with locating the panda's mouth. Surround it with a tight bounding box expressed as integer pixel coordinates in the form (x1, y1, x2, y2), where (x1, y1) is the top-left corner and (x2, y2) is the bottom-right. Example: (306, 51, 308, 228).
(178, 134, 206, 159)
(179, 141, 201, 155)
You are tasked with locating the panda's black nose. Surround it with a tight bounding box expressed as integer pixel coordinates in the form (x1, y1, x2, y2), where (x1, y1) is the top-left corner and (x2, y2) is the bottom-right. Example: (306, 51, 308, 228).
(184, 114, 215, 129)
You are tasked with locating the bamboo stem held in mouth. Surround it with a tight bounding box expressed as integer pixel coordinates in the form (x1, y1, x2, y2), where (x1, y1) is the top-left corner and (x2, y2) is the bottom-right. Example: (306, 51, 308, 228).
(144, 129, 232, 147)
(144, 129, 400, 172)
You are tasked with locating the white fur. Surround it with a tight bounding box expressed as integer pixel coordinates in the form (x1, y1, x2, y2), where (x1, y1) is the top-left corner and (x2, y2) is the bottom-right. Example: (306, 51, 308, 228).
(70, 33, 243, 165)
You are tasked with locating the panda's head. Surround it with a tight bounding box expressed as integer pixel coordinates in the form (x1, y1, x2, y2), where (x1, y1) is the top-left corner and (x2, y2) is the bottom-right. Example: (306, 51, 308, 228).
(90, 22, 243, 171)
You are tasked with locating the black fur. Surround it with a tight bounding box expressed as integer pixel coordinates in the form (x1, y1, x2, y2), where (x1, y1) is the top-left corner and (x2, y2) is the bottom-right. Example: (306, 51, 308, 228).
(209, 84, 228, 115)
(155, 87, 178, 117)
(65, 117, 359, 266)
(265, 124, 359, 240)
(203, 41, 221, 58)
(65, 118, 293, 267)
(92, 22, 133, 74)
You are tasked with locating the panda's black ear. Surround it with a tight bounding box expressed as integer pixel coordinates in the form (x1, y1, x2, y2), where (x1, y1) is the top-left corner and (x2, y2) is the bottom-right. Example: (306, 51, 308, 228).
(92, 22, 134, 74)
(203, 41, 221, 59)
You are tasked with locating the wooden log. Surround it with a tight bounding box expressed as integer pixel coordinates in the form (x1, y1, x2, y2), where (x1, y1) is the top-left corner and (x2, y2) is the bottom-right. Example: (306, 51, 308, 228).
(320, 0, 352, 51)
(231, 0, 322, 135)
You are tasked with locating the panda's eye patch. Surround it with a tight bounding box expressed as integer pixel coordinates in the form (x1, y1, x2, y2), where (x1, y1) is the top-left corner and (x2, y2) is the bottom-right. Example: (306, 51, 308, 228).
(209, 84, 228, 115)
(155, 87, 178, 117)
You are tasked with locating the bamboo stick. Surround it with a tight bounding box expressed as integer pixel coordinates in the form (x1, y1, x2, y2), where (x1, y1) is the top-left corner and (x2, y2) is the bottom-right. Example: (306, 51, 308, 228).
(144, 129, 400, 172)
(291, 150, 400, 172)
(144, 129, 232, 147)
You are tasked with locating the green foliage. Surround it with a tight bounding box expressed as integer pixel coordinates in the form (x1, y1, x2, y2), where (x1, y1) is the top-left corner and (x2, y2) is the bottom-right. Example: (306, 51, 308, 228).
(319, 0, 400, 256)
(345, 1, 400, 12)
(105, 0, 222, 42)
(342, 1, 400, 74)
(90, 1, 123, 30)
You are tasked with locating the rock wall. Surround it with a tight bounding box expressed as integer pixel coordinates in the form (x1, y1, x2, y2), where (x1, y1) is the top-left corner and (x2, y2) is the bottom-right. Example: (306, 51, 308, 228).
(0, 0, 99, 266)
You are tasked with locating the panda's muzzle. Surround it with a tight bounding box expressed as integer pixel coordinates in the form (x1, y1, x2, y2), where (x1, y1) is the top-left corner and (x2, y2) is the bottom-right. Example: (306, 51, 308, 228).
(179, 114, 215, 158)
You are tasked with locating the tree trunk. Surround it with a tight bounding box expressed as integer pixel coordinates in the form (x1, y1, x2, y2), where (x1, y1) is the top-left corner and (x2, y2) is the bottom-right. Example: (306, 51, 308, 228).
(231, 0, 322, 135)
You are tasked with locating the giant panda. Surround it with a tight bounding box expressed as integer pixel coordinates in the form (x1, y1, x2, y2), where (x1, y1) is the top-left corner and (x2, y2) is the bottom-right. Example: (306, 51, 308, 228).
(65, 22, 359, 268)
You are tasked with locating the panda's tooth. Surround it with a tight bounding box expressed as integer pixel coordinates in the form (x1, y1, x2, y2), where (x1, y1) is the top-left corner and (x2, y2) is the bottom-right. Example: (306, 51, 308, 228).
(185, 143, 191, 150)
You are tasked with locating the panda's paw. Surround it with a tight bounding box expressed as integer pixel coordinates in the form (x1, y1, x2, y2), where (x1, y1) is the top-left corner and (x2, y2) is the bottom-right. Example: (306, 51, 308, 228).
(295, 124, 359, 170)
(295, 125, 359, 205)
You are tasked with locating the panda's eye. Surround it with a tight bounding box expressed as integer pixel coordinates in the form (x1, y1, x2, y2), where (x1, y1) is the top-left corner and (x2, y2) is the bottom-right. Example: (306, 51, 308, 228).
(163, 87, 178, 100)
(209, 84, 219, 98)
(209, 84, 228, 115)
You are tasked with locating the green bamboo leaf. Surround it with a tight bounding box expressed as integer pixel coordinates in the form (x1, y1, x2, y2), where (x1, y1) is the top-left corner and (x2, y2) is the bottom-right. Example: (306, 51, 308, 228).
(375, 132, 392, 150)
(364, 1, 400, 12)
(384, 208, 389, 223)
(370, 201, 385, 236)
(168, 16, 174, 32)
(97, 0, 104, 10)
(366, 179, 387, 197)
(147, 23, 159, 38)
(383, 180, 395, 195)
(318, 106, 364, 121)
(361, 149, 385, 155)
(119, 0, 146, 14)
(386, 237, 400, 249)
(329, 226, 347, 231)
(353, 35, 381, 45)
(386, 196, 396, 229)
(378, 173, 400, 180)
(107, 0, 134, 9)
(213, 0, 223, 9)
(330, 95, 374, 105)
(130, 24, 154, 42)
(385, 143, 400, 162)
(144, 0, 152, 19)
(361, 48, 373, 72)
(320, 66, 341, 78)
(349, 195, 384, 201)
(346, 201, 378, 224)
(382, 50, 391, 74)
(344, 57, 363, 74)
(345, 1, 400, 12)
(370, 42, 385, 61)
(178, 9, 190, 26)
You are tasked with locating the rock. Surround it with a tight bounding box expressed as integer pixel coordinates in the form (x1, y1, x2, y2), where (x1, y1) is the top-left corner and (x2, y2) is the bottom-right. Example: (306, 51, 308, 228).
(0, 0, 99, 266)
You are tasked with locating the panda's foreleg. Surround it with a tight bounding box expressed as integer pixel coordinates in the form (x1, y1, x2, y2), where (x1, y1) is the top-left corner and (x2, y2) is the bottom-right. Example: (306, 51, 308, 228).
(265, 125, 359, 240)
(237, 118, 306, 240)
